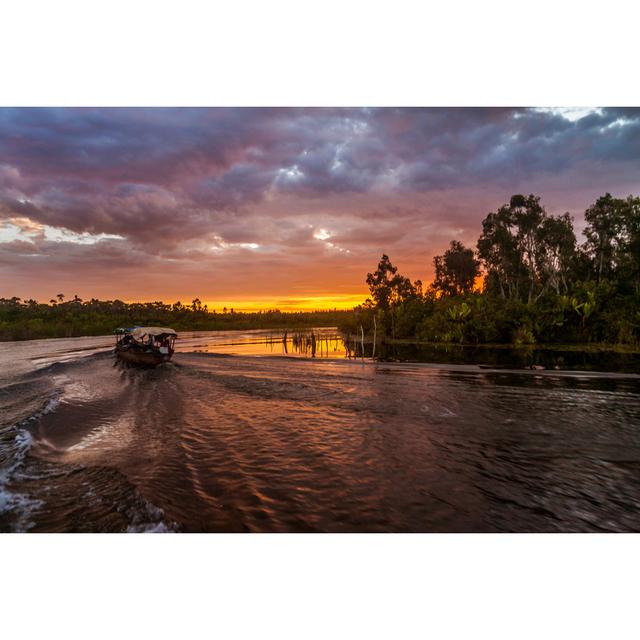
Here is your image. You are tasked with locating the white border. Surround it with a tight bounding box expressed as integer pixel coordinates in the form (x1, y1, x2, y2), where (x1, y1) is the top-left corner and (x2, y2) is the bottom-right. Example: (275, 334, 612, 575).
(2, 534, 639, 640)
(1, 0, 639, 106)
(1, 2, 639, 638)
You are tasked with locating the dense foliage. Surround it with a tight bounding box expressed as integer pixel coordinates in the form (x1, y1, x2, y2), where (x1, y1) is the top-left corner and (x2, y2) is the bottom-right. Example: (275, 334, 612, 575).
(0, 296, 354, 341)
(341, 193, 640, 347)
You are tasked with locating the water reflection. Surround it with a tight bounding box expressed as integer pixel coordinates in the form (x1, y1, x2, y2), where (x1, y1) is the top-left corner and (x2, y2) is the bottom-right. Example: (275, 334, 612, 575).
(176, 328, 354, 359)
(176, 329, 640, 373)
(373, 341, 640, 374)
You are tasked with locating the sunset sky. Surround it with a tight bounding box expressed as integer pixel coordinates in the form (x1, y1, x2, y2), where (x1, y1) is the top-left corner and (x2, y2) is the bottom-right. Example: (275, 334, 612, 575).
(1, 107, 639, 311)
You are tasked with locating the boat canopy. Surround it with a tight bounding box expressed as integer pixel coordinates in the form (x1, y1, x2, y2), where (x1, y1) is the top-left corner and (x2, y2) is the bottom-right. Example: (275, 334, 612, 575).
(130, 326, 177, 339)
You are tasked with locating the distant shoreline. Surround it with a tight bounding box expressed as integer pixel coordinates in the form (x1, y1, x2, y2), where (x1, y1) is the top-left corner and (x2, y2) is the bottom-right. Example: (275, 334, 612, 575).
(0, 303, 352, 342)
(0, 321, 346, 343)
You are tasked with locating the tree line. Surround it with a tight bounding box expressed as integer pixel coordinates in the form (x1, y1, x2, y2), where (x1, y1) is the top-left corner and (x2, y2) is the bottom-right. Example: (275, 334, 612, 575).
(341, 193, 640, 346)
(0, 296, 353, 341)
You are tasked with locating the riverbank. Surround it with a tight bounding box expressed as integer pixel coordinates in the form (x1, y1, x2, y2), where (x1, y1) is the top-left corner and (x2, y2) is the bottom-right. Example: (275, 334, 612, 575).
(341, 335, 640, 373)
(343, 335, 640, 354)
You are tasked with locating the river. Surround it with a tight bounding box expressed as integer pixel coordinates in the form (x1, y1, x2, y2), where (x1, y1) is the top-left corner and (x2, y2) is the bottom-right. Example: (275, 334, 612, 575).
(1, 329, 639, 532)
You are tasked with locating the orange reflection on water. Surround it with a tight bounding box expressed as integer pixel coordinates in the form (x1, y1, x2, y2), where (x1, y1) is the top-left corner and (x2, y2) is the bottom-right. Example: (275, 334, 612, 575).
(175, 328, 351, 359)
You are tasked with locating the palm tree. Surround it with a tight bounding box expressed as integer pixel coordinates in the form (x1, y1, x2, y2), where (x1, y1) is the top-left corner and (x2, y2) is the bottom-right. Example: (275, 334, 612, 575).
(57, 293, 65, 302)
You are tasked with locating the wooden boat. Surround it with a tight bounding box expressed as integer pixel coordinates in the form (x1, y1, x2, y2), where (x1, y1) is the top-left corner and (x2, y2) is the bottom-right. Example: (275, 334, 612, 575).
(114, 326, 177, 366)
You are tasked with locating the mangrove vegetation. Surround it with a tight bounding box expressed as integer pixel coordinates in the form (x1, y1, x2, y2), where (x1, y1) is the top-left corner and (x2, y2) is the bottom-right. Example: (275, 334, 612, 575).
(341, 193, 640, 348)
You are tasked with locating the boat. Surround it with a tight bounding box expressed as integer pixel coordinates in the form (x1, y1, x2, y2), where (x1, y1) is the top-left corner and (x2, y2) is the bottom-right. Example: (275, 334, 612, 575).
(114, 326, 177, 366)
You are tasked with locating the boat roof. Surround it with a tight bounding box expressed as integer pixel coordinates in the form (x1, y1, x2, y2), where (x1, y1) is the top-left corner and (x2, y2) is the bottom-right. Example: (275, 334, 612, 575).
(116, 326, 177, 338)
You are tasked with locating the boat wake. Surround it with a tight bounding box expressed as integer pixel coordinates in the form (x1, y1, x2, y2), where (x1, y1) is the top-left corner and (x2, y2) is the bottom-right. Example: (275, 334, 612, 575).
(0, 355, 176, 532)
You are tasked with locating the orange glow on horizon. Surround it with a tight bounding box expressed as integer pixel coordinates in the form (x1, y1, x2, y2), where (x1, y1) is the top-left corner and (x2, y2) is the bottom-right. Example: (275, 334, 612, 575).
(119, 293, 370, 313)
(200, 294, 368, 312)
(120, 276, 486, 312)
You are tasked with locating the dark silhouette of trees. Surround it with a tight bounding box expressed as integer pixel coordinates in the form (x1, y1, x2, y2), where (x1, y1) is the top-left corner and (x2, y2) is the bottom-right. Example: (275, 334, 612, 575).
(584, 193, 624, 284)
(432, 241, 480, 297)
(537, 212, 577, 295)
(477, 195, 580, 303)
(366, 254, 420, 309)
(366, 254, 399, 309)
(623, 196, 640, 293)
(0, 297, 353, 341)
(584, 194, 640, 291)
(343, 192, 640, 347)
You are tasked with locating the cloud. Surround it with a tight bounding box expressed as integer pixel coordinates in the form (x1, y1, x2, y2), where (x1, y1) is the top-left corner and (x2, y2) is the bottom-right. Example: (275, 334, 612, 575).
(0, 107, 639, 302)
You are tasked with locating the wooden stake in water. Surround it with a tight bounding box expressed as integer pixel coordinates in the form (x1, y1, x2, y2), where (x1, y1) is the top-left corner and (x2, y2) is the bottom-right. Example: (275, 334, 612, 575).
(372, 314, 377, 358)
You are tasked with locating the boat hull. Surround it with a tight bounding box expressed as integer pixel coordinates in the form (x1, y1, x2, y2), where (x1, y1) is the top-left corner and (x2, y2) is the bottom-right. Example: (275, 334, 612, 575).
(115, 346, 173, 367)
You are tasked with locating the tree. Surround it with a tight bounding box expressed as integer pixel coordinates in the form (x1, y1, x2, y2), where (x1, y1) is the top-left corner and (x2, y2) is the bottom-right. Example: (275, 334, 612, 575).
(537, 212, 577, 295)
(366, 254, 419, 310)
(612, 195, 640, 293)
(623, 196, 640, 293)
(56, 293, 65, 302)
(508, 194, 546, 303)
(432, 240, 480, 297)
(477, 199, 525, 300)
(477, 194, 578, 303)
(583, 193, 625, 283)
(366, 254, 398, 310)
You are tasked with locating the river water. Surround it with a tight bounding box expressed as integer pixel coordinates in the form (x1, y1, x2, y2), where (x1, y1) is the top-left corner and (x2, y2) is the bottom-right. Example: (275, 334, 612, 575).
(1, 329, 639, 532)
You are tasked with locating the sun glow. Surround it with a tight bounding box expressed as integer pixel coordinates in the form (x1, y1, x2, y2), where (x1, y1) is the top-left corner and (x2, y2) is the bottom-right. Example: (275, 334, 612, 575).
(197, 293, 367, 313)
